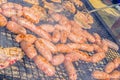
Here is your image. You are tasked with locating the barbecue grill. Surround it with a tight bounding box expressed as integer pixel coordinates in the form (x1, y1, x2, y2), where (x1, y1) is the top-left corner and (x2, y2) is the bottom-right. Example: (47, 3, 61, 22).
(0, 0, 120, 80)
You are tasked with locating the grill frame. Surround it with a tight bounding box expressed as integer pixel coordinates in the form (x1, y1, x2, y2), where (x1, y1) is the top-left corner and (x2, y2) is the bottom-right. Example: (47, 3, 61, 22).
(0, 0, 119, 80)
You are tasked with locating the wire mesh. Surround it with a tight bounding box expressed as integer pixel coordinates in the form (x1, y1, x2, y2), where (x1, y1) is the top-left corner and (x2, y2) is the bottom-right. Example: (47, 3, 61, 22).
(0, 0, 119, 80)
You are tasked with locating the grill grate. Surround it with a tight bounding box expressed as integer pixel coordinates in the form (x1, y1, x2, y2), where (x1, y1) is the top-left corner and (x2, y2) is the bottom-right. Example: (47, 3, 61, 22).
(0, 0, 120, 80)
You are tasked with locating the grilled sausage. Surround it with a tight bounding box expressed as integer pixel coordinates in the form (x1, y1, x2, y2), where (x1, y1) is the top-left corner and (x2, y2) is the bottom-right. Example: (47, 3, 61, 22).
(35, 39, 52, 61)
(6, 21, 26, 34)
(65, 50, 91, 62)
(2, 8, 23, 17)
(52, 29, 61, 43)
(56, 44, 72, 53)
(91, 52, 106, 63)
(103, 39, 119, 51)
(12, 16, 51, 41)
(110, 70, 120, 79)
(20, 41, 37, 59)
(1, 2, 22, 10)
(64, 60, 77, 80)
(23, 7, 40, 23)
(51, 54, 65, 66)
(38, 38, 57, 53)
(83, 30, 95, 43)
(39, 24, 55, 33)
(105, 62, 115, 73)
(67, 43, 94, 52)
(92, 70, 110, 79)
(60, 31, 68, 43)
(15, 34, 37, 44)
(33, 55, 55, 76)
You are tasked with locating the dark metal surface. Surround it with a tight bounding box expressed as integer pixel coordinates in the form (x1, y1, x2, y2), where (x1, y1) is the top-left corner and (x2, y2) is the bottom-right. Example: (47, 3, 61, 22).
(0, 0, 119, 80)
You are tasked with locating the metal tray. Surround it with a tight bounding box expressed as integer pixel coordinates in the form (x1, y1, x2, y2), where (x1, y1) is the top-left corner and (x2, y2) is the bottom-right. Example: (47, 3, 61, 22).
(0, 0, 119, 80)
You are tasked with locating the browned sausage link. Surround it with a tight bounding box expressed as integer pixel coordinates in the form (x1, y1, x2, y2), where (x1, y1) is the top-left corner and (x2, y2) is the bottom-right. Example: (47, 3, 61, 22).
(64, 60, 77, 80)
(110, 70, 120, 79)
(113, 57, 120, 68)
(91, 52, 106, 63)
(92, 70, 110, 79)
(0, 13, 7, 27)
(51, 54, 65, 66)
(103, 39, 119, 51)
(68, 32, 86, 44)
(39, 24, 55, 33)
(105, 62, 115, 73)
(12, 16, 51, 41)
(35, 40, 52, 61)
(93, 44, 104, 52)
(102, 39, 109, 52)
(23, 7, 40, 23)
(1, 2, 22, 10)
(38, 38, 57, 53)
(93, 33, 102, 45)
(52, 29, 61, 43)
(65, 50, 91, 62)
(33, 55, 55, 76)
(60, 31, 68, 43)
(15, 34, 37, 44)
(6, 21, 26, 34)
(20, 41, 37, 59)
(56, 44, 73, 53)
(67, 43, 94, 52)
(2, 8, 23, 17)
(82, 30, 95, 43)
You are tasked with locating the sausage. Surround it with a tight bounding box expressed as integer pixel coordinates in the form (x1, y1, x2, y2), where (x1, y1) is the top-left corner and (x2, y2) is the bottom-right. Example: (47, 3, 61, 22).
(91, 52, 106, 63)
(0, 13, 7, 27)
(64, 60, 77, 80)
(65, 50, 91, 62)
(110, 70, 120, 79)
(51, 54, 65, 66)
(67, 43, 94, 52)
(93, 44, 104, 52)
(20, 41, 37, 59)
(50, 13, 62, 22)
(33, 55, 55, 76)
(38, 38, 57, 53)
(23, 7, 40, 23)
(35, 40, 52, 61)
(2, 8, 23, 17)
(113, 57, 120, 68)
(103, 39, 119, 51)
(83, 30, 95, 43)
(55, 24, 71, 33)
(93, 33, 102, 45)
(15, 34, 37, 44)
(1, 2, 22, 10)
(102, 39, 109, 52)
(92, 70, 110, 79)
(68, 32, 86, 43)
(60, 31, 68, 43)
(71, 21, 83, 36)
(105, 62, 115, 73)
(39, 24, 55, 33)
(12, 16, 51, 41)
(52, 29, 61, 43)
(56, 44, 73, 53)
(6, 21, 26, 34)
